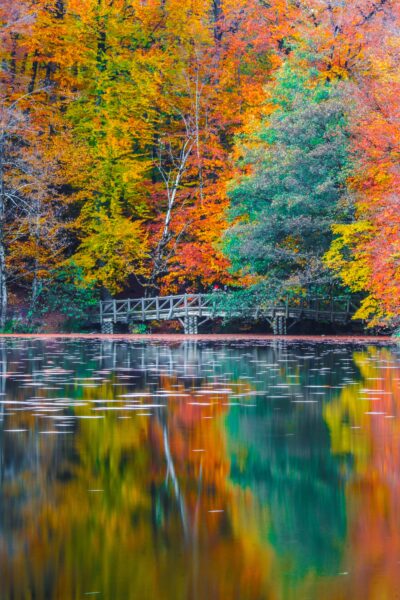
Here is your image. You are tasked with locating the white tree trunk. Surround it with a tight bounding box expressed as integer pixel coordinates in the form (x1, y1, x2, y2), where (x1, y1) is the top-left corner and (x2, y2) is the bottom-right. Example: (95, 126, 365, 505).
(150, 129, 194, 290)
(0, 137, 7, 330)
(0, 244, 7, 330)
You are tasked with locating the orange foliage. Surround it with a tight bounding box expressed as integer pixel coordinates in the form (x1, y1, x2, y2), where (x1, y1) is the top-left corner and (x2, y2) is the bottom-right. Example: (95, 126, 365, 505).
(1, 0, 400, 320)
(324, 3, 400, 324)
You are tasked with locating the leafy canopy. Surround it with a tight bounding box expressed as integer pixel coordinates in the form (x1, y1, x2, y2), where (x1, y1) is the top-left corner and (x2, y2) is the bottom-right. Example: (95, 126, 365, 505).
(225, 55, 352, 298)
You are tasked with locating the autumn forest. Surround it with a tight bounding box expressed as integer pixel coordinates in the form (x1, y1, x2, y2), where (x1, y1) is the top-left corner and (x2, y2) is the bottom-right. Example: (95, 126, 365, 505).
(1, 0, 399, 332)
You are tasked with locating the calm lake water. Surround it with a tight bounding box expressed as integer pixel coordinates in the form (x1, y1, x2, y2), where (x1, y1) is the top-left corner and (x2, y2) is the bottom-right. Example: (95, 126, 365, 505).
(0, 338, 399, 600)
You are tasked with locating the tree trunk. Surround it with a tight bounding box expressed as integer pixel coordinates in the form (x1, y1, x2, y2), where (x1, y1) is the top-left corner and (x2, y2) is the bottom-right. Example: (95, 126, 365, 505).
(0, 137, 7, 330)
(212, 0, 223, 41)
(29, 203, 41, 318)
(149, 132, 194, 290)
(0, 244, 7, 330)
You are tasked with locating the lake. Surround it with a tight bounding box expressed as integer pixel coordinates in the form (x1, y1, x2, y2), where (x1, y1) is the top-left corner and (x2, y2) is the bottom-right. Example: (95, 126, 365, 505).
(0, 337, 399, 599)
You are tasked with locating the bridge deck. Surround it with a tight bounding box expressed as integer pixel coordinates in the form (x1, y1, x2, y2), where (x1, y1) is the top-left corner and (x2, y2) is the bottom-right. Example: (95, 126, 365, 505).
(99, 294, 355, 334)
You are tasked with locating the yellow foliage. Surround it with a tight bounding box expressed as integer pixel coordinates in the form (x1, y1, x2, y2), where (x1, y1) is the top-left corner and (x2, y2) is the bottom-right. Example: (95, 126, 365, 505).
(71, 214, 149, 293)
(324, 221, 385, 322)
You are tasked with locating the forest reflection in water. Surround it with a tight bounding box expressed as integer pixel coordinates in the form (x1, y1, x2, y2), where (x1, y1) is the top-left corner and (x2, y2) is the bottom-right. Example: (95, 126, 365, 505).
(0, 339, 399, 599)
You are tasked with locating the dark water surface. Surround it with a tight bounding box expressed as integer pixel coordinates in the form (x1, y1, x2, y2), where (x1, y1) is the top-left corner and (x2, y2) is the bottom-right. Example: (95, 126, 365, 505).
(0, 338, 399, 600)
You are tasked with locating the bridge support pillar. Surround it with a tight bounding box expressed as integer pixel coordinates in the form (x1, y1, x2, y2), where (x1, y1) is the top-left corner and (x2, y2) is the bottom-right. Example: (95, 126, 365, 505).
(184, 315, 198, 335)
(101, 319, 114, 334)
(272, 316, 287, 336)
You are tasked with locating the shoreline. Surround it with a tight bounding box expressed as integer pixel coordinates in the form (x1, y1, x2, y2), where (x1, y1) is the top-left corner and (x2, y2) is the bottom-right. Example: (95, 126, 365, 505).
(0, 333, 396, 343)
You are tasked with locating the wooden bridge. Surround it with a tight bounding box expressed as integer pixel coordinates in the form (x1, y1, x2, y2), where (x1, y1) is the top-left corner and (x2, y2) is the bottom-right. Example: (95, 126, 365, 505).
(99, 293, 356, 334)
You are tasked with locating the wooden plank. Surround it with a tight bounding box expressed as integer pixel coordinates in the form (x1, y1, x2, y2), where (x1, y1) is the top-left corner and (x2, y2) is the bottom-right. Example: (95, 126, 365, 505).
(146, 298, 156, 311)
(103, 301, 114, 314)
(159, 298, 170, 311)
(116, 301, 128, 314)
(168, 296, 174, 319)
(131, 299, 141, 311)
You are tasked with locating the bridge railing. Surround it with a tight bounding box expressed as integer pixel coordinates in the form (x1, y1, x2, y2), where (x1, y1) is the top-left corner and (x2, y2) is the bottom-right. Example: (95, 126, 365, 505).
(100, 294, 220, 322)
(100, 293, 357, 324)
(209, 293, 355, 316)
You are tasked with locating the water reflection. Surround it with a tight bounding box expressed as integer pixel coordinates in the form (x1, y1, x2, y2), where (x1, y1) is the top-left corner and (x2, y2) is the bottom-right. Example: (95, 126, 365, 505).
(0, 339, 399, 599)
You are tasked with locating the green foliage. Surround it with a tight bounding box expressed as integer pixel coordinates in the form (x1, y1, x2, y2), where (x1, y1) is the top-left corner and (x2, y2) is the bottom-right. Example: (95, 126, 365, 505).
(210, 285, 282, 322)
(128, 322, 148, 334)
(39, 265, 100, 330)
(225, 56, 353, 300)
(2, 318, 39, 334)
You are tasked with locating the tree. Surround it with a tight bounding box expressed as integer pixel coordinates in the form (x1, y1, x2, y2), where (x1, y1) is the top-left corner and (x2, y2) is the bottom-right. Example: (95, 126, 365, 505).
(224, 54, 352, 299)
(325, 2, 400, 326)
(142, 0, 298, 293)
(58, 0, 159, 294)
(0, 1, 64, 327)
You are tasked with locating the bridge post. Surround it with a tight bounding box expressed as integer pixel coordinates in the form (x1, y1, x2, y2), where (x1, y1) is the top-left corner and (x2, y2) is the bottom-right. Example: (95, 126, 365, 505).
(101, 319, 114, 334)
(272, 314, 278, 335)
(192, 316, 198, 334)
(272, 315, 287, 336)
(281, 317, 287, 335)
(141, 298, 145, 321)
(184, 315, 198, 335)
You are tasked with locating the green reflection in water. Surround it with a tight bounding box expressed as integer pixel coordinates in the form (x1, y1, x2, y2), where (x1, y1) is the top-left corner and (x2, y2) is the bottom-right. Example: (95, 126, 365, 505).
(227, 399, 351, 582)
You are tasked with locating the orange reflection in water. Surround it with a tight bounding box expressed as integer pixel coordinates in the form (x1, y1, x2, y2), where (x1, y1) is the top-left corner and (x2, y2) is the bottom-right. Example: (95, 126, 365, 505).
(0, 370, 275, 600)
(323, 347, 400, 600)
